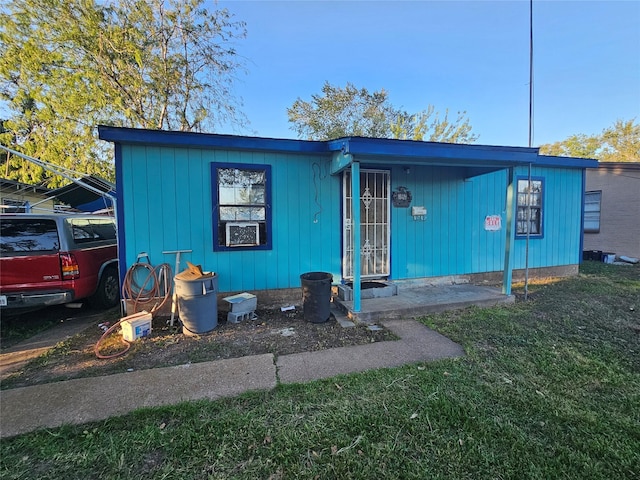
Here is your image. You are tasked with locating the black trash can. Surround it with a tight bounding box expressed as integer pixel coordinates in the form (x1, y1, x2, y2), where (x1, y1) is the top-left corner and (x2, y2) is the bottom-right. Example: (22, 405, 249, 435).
(300, 272, 333, 323)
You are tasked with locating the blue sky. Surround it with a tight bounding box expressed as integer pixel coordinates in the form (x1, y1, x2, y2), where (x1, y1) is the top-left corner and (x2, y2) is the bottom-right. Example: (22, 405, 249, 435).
(219, 0, 640, 148)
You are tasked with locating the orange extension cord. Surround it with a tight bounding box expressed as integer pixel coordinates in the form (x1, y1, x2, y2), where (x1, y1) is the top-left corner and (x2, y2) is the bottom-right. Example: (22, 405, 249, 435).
(94, 262, 172, 359)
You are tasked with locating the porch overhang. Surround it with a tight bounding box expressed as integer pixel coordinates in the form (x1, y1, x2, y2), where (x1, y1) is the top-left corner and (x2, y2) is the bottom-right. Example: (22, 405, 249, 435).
(331, 151, 517, 179)
(328, 137, 597, 174)
(328, 136, 538, 175)
(329, 137, 536, 182)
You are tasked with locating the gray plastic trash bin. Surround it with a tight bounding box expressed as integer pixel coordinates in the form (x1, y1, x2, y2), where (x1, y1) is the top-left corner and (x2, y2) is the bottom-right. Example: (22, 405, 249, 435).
(175, 273, 218, 335)
(300, 272, 333, 323)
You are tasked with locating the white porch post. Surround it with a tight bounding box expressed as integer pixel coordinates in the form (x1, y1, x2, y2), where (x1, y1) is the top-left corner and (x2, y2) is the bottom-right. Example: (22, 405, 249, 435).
(351, 161, 361, 312)
(502, 167, 516, 295)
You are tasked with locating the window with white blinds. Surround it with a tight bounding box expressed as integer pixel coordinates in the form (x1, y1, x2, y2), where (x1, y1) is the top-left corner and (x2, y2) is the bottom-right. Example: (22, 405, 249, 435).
(584, 191, 602, 233)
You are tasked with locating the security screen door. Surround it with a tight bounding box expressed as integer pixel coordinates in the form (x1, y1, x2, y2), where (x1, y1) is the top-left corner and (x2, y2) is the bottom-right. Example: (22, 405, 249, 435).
(343, 169, 390, 279)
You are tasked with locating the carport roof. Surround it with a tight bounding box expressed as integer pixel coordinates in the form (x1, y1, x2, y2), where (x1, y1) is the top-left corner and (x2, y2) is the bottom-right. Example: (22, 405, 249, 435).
(49, 175, 115, 212)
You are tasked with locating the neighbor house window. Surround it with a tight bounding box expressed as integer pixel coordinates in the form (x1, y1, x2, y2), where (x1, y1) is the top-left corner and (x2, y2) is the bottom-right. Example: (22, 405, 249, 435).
(212, 163, 271, 251)
(1, 198, 28, 213)
(584, 191, 601, 233)
(516, 177, 544, 237)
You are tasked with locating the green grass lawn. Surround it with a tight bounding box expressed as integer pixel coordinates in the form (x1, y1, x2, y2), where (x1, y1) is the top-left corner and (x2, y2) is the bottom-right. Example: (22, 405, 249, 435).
(1, 262, 638, 479)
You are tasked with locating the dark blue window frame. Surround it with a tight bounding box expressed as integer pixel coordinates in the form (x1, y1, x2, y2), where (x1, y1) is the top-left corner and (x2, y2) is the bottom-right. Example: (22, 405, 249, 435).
(515, 176, 544, 239)
(211, 162, 272, 251)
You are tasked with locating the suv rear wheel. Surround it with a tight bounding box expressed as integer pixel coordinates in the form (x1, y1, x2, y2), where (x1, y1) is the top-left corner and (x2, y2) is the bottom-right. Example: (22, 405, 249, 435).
(89, 266, 120, 309)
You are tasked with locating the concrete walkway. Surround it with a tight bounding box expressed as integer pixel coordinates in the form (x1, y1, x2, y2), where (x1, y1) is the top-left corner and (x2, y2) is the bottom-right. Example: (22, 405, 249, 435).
(1, 310, 114, 378)
(0, 319, 464, 438)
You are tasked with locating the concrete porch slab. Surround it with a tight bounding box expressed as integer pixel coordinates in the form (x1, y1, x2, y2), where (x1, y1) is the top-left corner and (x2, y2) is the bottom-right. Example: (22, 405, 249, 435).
(334, 284, 514, 324)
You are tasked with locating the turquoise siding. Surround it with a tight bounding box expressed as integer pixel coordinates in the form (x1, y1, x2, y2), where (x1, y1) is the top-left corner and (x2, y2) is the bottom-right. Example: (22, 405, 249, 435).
(388, 165, 508, 279)
(511, 165, 584, 268)
(386, 164, 583, 280)
(120, 146, 342, 292)
(119, 145, 584, 293)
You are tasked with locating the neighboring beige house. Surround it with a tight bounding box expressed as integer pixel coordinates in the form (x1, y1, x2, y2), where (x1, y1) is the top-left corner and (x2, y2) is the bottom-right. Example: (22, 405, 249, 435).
(0, 179, 56, 213)
(584, 162, 640, 259)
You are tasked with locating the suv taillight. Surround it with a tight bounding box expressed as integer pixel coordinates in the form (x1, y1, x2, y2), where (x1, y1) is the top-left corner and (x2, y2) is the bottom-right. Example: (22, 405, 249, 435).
(60, 253, 80, 279)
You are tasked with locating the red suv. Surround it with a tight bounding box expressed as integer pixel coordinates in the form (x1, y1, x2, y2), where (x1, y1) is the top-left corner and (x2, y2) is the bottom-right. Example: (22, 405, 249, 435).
(0, 213, 119, 314)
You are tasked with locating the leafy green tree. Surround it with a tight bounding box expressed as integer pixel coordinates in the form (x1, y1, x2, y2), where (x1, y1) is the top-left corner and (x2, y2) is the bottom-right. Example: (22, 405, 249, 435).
(0, 0, 247, 187)
(287, 81, 478, 143)
(390, 106, 476, 143)
(599, 119, 640, 162)
(539, 119, 639, 163)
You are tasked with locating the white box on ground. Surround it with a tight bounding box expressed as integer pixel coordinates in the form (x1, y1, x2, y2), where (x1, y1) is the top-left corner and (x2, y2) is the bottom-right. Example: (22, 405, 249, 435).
(121, 311, 152, 341)
(223, 292, 257, 314)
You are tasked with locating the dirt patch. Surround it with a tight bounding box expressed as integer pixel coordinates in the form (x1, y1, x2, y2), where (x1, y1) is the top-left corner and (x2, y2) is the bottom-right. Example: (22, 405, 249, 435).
(1, 307, 397, 389)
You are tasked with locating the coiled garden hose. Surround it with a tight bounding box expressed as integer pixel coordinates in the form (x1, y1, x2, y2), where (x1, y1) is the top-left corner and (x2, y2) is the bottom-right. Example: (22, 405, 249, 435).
(95, 262, 173, 359)
(121, 262, 173, 315)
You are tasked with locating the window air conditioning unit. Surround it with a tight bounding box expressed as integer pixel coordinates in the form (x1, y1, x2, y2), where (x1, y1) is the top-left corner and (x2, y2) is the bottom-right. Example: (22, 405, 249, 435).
(226, 222, 259, 247)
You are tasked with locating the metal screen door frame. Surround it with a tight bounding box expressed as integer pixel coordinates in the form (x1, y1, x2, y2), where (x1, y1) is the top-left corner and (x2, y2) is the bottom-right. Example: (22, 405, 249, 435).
(343, 168, 391, 279)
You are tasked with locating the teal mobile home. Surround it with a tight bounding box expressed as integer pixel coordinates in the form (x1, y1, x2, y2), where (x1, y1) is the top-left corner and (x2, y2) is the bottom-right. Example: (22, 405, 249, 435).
(99, 126, 597, 312)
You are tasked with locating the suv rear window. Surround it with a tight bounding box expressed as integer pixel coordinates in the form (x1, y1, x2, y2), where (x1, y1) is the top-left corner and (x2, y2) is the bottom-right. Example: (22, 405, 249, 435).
(0, 219, 60, 253)
(68, 218, 116, 244)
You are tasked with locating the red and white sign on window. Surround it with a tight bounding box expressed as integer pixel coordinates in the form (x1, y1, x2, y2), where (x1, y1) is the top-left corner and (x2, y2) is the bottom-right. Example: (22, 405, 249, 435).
(484, 215, 502, 231)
